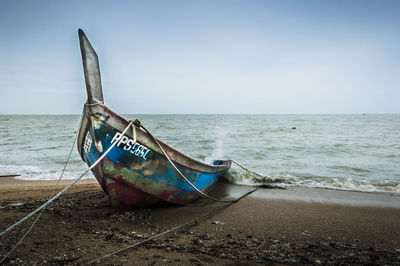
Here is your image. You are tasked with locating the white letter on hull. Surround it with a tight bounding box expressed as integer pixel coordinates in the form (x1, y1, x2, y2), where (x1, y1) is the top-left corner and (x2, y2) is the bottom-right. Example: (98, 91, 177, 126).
(111, 132, 122, 144)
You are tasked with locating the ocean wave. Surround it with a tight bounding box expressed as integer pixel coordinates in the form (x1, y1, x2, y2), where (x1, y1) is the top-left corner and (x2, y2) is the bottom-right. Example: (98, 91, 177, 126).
(328, 165, 371, 173)
(223, 168, 295, 186)
(1, 114, 399, 195)
(0, 164, 93, 180)
(225, 167, 400, 194)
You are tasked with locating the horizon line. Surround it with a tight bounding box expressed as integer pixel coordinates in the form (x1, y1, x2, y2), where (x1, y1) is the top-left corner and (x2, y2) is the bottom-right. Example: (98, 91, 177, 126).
(1, 113, 399, 116)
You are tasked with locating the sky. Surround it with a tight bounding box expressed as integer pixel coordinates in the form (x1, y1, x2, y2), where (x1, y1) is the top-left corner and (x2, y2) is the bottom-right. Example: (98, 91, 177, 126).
(0, 0, 399, 114)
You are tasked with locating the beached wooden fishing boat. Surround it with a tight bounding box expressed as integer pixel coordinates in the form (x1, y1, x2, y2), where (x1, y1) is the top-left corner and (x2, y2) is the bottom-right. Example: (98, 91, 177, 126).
(76, 29, 231, 209)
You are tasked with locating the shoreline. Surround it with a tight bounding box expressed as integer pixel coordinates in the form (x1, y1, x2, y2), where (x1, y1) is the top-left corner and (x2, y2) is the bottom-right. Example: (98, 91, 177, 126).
(1, 177, 400, 264)
(3, 176, 400, 208)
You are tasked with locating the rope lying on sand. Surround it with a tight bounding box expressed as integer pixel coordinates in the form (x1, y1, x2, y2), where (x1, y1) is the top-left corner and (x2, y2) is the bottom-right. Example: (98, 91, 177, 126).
(0, 121, 133, 239)
(85, 188, 257, 265)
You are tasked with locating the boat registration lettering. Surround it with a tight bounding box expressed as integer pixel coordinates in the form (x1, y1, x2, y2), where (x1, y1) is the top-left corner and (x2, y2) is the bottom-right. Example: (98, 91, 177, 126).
(111, 132, 151, 160)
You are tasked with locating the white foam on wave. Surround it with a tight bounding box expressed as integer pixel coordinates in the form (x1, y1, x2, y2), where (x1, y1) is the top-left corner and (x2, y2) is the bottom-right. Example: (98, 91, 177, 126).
(0, 164, 94, 180)
(226, 166, 400, 194)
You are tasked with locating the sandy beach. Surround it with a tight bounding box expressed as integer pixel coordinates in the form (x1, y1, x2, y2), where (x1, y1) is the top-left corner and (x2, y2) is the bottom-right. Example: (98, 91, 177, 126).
(1, 177, 400, 265)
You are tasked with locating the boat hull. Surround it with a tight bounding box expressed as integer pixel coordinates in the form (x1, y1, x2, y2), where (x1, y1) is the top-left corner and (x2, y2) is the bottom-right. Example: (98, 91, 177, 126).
(78, 105, 231, 208)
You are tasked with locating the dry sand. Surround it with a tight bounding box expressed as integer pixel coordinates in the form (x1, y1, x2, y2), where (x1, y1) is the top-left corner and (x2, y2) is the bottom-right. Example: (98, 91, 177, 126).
(1, 177, 400, 265)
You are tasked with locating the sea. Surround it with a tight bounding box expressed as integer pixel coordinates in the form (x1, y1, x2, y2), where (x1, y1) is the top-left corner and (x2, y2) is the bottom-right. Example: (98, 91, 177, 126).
(0, 114, 399, 194)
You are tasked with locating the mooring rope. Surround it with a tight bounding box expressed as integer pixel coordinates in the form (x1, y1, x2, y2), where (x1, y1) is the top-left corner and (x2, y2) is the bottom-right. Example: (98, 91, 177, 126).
(231, 160, 264, 177)
(134, 120, 237, 203)
(85, 188, 257, 265)
(0, 121, 133, 238)
(0, 117, 82, 264)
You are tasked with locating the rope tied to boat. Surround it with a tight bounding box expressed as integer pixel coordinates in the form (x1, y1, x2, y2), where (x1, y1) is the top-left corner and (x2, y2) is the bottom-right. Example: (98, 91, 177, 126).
(133, 120, 238, 203)
(231, 160, 286, 189)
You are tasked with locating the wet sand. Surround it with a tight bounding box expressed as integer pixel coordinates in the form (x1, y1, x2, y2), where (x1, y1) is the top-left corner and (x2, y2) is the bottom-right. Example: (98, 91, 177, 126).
(1, 177, 400, 265)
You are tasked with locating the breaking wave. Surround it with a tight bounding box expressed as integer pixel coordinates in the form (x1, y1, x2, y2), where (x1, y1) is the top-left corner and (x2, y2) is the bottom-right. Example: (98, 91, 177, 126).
(224, 166, 400, 194)
(0, 164, 93, 181)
